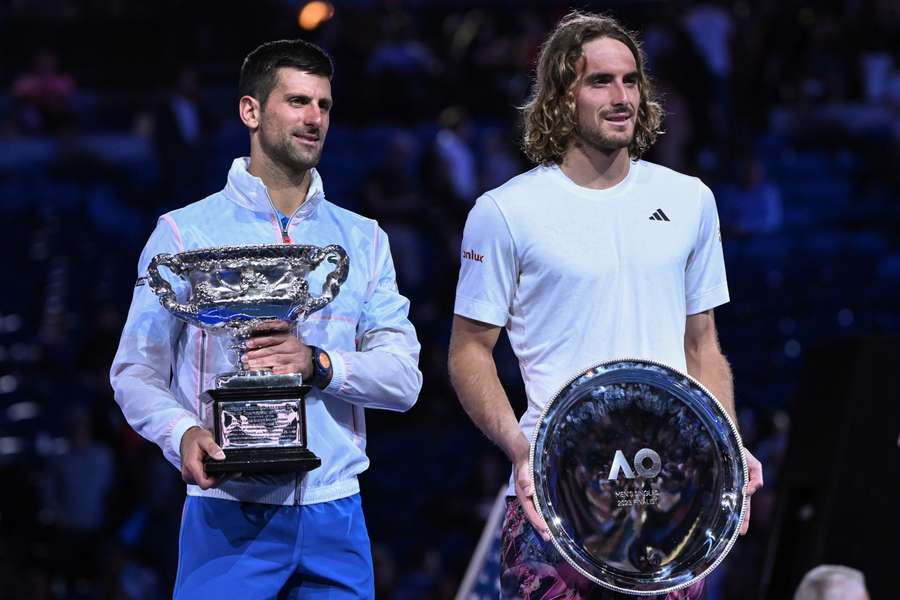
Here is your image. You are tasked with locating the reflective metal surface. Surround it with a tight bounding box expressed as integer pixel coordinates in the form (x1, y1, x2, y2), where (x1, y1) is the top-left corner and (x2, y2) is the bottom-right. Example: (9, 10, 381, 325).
(147, 243, 348, 378)
(219, 400, 302, 448)
(214, 372, 305, 389)
(531, 359, 747, 595)
(147, 244, 341, 473)
(147, 243, 348, 336)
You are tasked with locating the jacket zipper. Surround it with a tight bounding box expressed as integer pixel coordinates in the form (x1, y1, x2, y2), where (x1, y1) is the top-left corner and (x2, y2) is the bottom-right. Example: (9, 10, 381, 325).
(262, 186, 316, 502)
(265, 190, 310, 244)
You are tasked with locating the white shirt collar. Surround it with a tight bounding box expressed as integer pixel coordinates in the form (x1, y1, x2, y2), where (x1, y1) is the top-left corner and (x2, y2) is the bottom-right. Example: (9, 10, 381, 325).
(224, 157, 325, 218)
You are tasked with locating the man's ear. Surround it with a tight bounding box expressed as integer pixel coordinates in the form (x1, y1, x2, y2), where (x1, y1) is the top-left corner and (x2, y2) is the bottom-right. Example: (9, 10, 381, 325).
(239, 95, 261, 130)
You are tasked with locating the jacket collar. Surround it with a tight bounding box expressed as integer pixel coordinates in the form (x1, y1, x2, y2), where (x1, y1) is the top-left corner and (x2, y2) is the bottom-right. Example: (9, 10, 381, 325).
(223, 157, 325, 218)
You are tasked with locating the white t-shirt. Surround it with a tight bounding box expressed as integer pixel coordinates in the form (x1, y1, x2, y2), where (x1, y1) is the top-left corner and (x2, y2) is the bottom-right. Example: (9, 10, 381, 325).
(454, 160, 729, 487)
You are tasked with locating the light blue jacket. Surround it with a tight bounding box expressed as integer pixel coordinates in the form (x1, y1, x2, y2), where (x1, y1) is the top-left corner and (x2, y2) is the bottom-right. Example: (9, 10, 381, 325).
(110, 158, 422, 505)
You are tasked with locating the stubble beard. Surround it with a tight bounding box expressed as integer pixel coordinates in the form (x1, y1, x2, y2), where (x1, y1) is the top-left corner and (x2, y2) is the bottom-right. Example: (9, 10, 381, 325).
(259, 123, 323, 178)
(574, 114, 634, 155)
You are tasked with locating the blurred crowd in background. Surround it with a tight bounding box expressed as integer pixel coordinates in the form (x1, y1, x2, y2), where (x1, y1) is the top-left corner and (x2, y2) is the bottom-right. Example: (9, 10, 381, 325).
(0, 0, 897, 598)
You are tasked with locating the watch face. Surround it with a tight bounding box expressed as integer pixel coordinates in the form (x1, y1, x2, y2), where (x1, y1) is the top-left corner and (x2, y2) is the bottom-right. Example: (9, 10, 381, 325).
(318, 351, 331, 370)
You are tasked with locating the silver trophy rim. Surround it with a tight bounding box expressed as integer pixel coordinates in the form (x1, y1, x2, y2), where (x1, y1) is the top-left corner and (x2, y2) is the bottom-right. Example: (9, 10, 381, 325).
(161, 243, 338, 259)
(146, 242, 349, 323)
(146, 242, 349, 380)
(529, 357, 749, 595)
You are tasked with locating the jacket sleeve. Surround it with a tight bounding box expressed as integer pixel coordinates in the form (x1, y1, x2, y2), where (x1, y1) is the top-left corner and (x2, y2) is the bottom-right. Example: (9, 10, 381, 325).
(323, 226, 423, 412)
(109, 218, 203, 470)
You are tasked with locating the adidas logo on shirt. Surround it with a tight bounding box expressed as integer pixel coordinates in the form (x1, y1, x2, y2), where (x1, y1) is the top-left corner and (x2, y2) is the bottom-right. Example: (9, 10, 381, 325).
(649, 209, 670, 222)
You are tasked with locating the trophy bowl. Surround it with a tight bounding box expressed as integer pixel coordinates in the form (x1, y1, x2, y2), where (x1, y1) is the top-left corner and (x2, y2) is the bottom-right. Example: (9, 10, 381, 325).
(146, 243, 349, 474)
(147, 243, 348, 344)
(531, 359, 747, 595)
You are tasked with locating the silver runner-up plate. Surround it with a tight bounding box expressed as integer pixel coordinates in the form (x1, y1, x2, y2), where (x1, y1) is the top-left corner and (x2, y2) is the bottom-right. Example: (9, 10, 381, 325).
(531, 359, 747, 595)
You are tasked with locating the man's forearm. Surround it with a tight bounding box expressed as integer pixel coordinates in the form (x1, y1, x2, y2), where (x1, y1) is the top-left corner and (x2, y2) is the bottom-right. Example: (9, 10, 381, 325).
(449, 344, 527, 463)
(325, 348, 422, 412)
(686, 349, 736, 422)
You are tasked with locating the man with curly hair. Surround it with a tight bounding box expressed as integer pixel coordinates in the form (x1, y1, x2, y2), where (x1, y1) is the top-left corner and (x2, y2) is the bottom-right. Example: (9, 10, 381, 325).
(448, 11, 763, 599)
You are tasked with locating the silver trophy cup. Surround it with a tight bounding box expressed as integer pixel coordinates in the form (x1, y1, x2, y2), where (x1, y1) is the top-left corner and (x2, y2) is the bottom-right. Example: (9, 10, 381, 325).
(147, 243, 349, 474)
(531, 359, 747, 595)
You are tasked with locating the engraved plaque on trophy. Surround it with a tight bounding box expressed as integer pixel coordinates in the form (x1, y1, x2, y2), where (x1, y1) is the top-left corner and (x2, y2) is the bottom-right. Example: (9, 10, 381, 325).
(531, 359, 747, 595)
(147, 243, 348, 474)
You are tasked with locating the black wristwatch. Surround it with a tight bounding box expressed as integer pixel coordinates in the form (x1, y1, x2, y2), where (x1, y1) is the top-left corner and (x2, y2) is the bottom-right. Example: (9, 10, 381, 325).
(308, 346, 333, 390)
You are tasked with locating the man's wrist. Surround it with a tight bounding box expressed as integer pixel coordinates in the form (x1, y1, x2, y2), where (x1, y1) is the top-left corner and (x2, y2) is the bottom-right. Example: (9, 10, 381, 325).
(180, 425, 202, 457)
(504, 432, 532, 465)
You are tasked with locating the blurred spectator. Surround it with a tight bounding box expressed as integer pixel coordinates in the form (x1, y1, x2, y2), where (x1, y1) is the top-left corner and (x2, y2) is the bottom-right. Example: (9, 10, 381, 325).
(41, 407, 113, 532)
(11, 49, 76, 135)
(465, 10, 544, 113)
(647, 81, 694, 172)
(682, 1, 734, 137)
(361, 131, 428, 297)
(112, 444, 184, 593)
(478, 129, 521, 193)
(365, 11, 439, 119)
(431, 106, 476, 207)
(798, 12, 856, 103)
(793, 565, 870, 600)
(719, 156, 783, 236)
(643, 12, 714, 158)
(152, 64, 212, 211)
(373, 543, 398, 599)
(859, 50, 894, 104)
(99, 541, 163, 600)
(44, 407, 114, 533)
(41, 405, 114, 593)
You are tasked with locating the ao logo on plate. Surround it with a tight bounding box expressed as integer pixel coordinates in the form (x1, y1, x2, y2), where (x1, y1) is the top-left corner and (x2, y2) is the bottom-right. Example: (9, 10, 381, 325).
(607, 448, 662, 480)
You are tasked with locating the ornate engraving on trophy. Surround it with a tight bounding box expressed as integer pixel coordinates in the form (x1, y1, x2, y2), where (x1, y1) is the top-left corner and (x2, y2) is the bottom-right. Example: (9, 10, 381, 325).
(220, 401, 301, 448)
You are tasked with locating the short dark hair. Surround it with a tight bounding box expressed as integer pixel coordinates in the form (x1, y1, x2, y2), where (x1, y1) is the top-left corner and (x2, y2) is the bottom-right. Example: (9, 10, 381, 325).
(239, 39, 334, 106)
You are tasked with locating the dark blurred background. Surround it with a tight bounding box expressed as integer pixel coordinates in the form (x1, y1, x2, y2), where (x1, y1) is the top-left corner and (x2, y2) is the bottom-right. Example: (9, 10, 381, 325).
(0, 1, 897, 599)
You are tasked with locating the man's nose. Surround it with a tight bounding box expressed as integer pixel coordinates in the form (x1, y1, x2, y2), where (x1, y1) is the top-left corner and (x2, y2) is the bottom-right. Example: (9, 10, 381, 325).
(303, 105, 323, 127)
(610, 81, 627, 105)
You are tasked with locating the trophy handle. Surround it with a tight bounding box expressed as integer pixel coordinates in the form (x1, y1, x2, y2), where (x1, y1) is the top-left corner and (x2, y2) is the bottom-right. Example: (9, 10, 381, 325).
(147, 253, 197, 320)
(303, 244, 349, 315)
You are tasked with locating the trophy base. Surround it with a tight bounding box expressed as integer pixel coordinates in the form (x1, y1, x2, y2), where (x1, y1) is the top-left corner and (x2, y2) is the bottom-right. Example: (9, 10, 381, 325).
(204, 446, 322, 474)
(200, 380, 319, 476)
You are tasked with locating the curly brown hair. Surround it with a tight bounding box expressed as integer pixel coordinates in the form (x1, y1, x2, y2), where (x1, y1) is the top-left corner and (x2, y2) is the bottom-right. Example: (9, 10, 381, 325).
(521, 11, 663, 164)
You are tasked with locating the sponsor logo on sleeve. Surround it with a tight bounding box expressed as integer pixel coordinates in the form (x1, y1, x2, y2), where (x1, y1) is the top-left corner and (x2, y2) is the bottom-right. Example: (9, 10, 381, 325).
(462, 249, 484, 263)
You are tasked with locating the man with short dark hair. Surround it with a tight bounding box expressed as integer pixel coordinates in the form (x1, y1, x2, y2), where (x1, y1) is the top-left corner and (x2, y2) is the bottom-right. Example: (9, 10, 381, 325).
(448, 11, 763, 599)
(111, 39, 422, 598)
